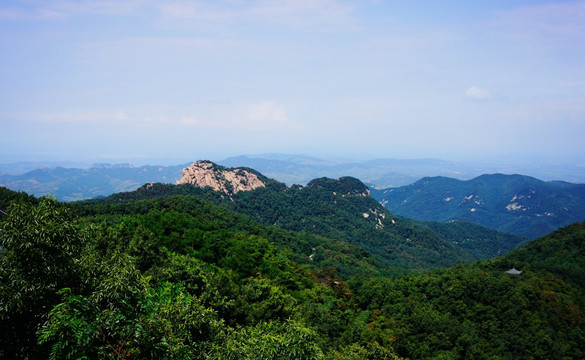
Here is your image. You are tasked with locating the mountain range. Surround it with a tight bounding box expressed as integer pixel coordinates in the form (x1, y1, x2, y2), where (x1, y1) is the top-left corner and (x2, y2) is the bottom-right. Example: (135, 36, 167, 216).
(2, 154, 584, 202)
(0, 162, 187, 201)
(0, 156, 467, 201)
(370, 174, 585, 239)
(74, 161, 526, 274)
(2, 155, 583, 242)
(2, 161, 584, 359)
(219, 154, 585, 186)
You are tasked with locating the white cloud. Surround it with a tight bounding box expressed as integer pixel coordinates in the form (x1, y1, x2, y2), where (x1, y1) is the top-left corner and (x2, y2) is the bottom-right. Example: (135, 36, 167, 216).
(495, 2, 585, 37)
(1, 0, 355, 30)
(29, 110, 111, 123)
(114, 111, 129, 121)
(179, 101, 303, 132)
(157, 1, 231, 20)
(248, 0, 354, 28)
(465, 86, 490, 100)
(157, 0, 355, 31)
(114, 112, 172, 127)
(559, 80, 585, 88)
(489, 2, 585, 56)
(0, 0, 149, 20)
(51, 0, 149, 16)
(509, 97, 585, 124)
(16, 109, 173, 129)
(248, 101, 287, 125)
(72, 36, 234, 66)
(181, 116, 201, 126)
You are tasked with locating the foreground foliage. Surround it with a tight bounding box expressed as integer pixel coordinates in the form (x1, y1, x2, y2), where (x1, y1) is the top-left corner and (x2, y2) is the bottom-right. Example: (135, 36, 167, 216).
(1, 189, 584, 359)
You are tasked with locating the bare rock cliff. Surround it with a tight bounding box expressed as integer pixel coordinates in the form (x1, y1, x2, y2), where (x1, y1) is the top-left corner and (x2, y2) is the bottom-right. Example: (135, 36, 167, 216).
(177, 161, 266, 194)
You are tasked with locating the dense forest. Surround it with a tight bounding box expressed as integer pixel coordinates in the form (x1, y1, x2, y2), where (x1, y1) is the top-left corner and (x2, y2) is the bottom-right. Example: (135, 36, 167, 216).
(77, 177, 525, 271)
(1, 183, 584, 359)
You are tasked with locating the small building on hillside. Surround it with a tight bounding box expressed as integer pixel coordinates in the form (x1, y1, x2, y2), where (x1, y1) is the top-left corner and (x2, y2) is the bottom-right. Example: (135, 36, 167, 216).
(506, 267, 523, 275)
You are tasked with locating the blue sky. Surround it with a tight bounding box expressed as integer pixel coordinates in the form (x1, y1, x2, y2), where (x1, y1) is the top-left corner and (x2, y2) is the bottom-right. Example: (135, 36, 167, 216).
(1, 0, 584, 165)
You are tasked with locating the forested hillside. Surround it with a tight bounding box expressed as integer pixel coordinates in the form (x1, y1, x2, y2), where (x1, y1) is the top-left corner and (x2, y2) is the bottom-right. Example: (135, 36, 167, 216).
(371, 173, 585, 238)
(0, 184, 585, 359)
(423, 220, 527, 260)
(1, 186, 584, 359)
(79, 172, 524, 272)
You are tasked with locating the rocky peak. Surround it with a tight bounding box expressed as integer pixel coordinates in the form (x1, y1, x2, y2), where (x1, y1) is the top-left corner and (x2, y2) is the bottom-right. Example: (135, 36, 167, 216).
(176, 161, 266, 195)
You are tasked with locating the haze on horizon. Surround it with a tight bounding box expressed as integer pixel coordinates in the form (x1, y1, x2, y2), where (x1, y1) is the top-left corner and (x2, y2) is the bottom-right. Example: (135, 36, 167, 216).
(1, 1, 585, 166)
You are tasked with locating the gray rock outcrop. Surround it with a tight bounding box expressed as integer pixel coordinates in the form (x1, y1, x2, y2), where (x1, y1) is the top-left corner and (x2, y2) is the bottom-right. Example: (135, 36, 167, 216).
(177, 161, 265, 194)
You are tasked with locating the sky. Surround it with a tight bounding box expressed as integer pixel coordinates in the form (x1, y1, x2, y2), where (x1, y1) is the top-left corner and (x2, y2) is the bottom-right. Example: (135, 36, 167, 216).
(1, 0, 585, 165)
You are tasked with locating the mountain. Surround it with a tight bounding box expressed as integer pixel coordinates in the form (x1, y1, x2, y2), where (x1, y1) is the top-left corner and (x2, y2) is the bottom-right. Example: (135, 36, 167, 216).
(218, 155, 460, 187)
(2, 155, 445, 201)
(79, 161, 529, 271)
(0, 163, 187, 201)
(370, 173, 585, 239)
(218, 154, 585, 186)
(3, 154, 584, 201)
(0, 161, 92, 176)
(3, 179, 584, 359)
(176, 161, 270, 194)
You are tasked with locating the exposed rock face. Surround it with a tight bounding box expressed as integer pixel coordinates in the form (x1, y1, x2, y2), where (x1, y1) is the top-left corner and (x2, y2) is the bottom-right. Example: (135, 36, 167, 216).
(177, 161, 266, 194)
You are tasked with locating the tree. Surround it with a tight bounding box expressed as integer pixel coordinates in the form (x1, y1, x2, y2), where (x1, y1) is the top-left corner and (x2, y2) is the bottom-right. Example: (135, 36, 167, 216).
(0, 197, 87, 358)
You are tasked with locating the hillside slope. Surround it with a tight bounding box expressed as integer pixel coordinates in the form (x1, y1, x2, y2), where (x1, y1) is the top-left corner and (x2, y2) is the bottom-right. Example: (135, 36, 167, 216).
(371, 173, 585, 238)
(82, 162, 528, 271)
(495, 221, 585, 286)
(3, 185, 584, 359)
(77, 182, 470, 273)
(424, 220, 527, 260)
(350, 221, 585, 359)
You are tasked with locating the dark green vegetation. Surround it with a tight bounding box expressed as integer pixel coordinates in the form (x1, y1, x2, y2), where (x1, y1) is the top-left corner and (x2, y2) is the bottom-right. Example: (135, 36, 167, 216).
(371, 174, 585, 239)
(2, 178, 584, 359)
(77, 174, 524, 273)
(424, 220, 527, 260)
(0, 186, 38, 210)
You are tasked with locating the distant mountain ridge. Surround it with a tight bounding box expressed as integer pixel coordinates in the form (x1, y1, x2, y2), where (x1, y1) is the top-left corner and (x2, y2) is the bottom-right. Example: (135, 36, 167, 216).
(370, 173, 585, 239)
(0, 163, 187, 201)
(218, 154, 585, 186)
(2, 154, 584, 201)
